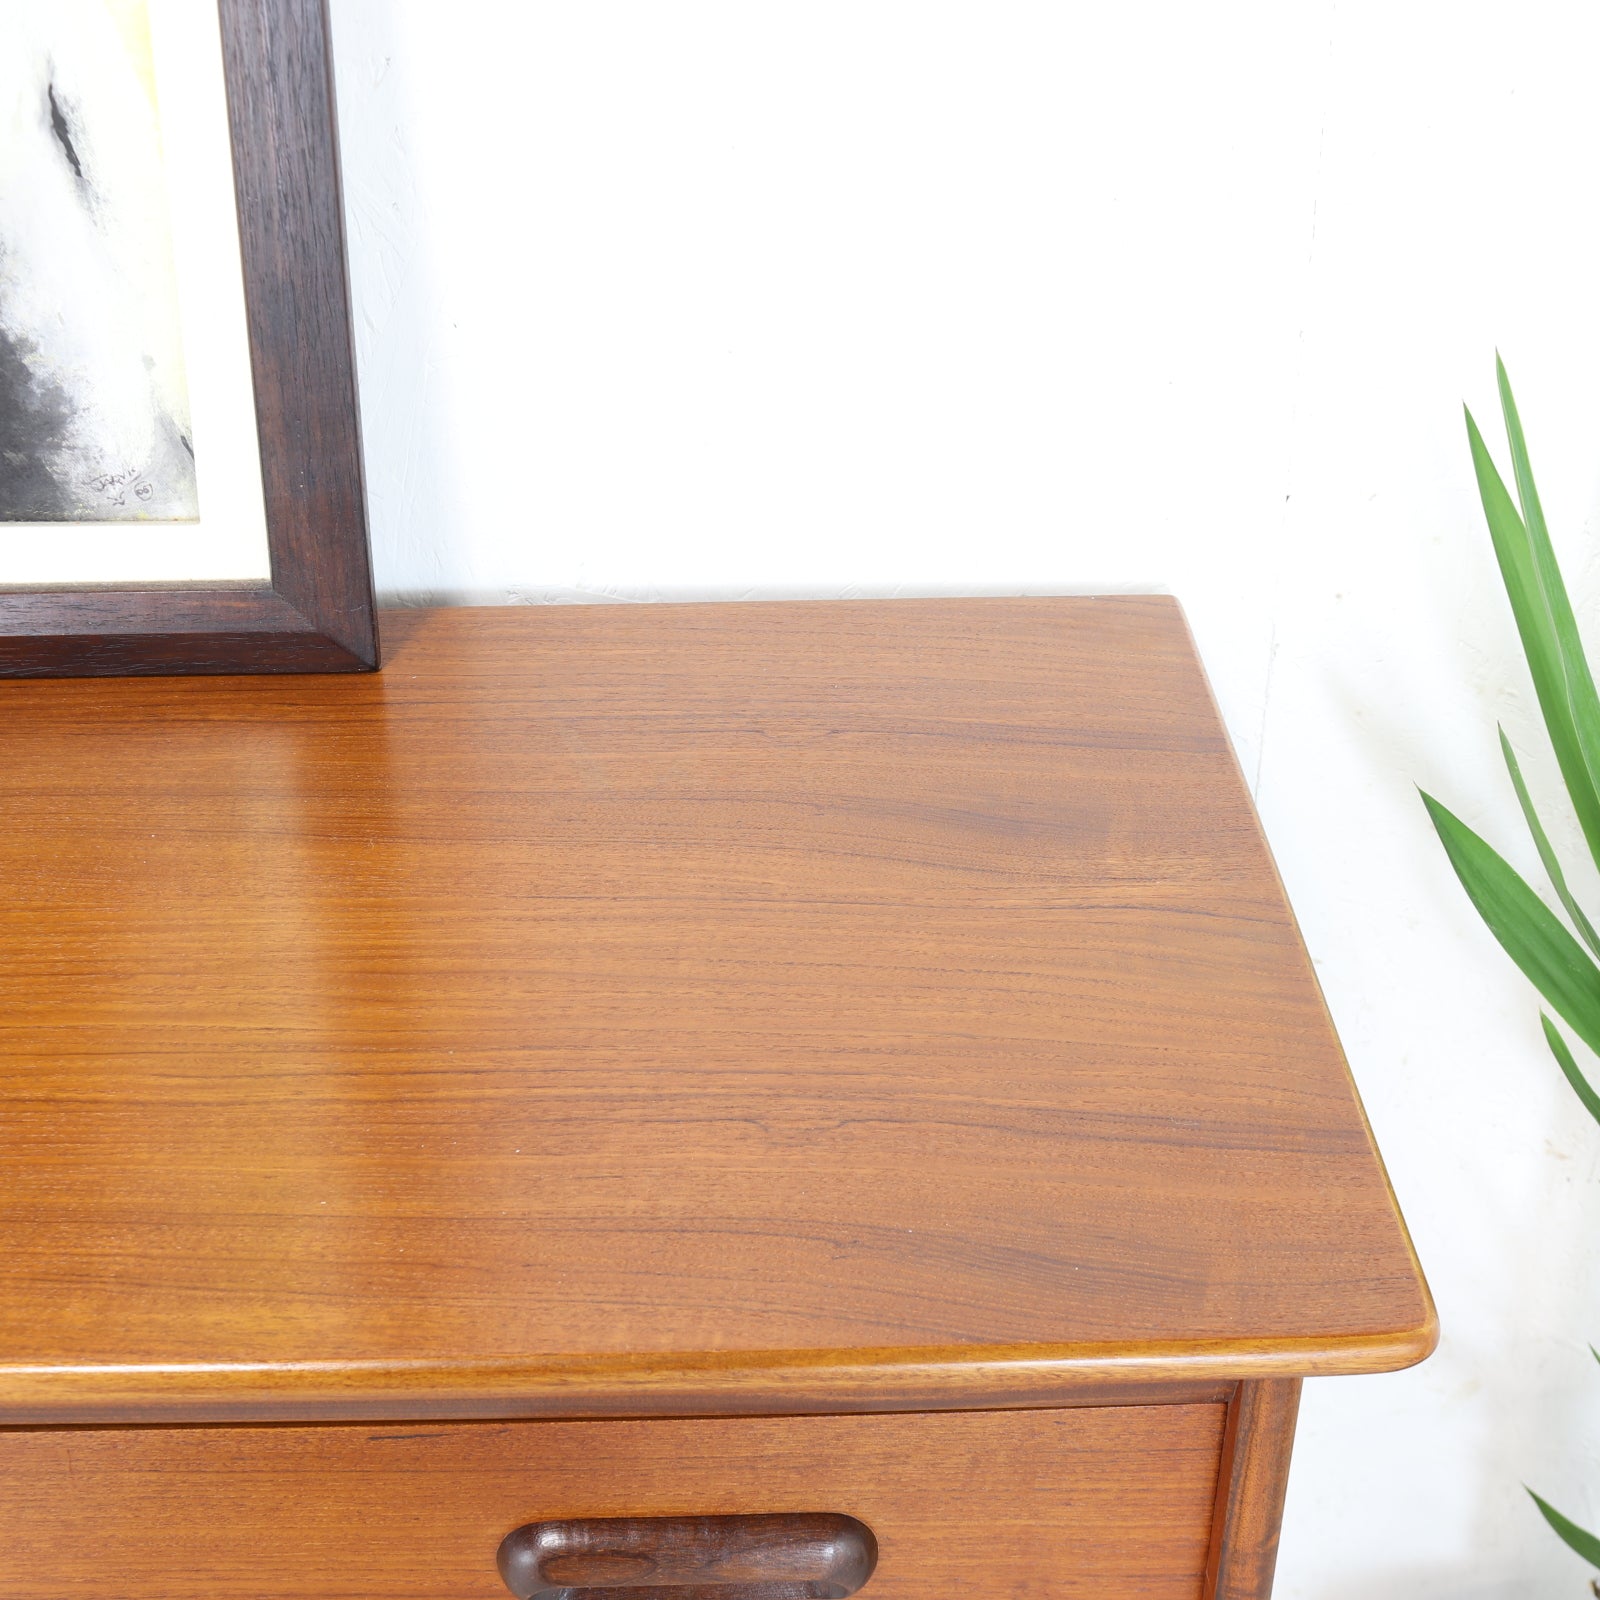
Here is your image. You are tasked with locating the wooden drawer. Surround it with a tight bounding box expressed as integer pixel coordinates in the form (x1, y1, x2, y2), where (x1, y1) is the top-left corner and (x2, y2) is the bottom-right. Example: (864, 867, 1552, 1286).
(1, 1405, 1226, 1600)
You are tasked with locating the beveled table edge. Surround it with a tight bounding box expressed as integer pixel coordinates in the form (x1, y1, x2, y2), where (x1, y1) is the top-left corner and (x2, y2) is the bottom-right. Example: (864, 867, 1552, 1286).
(0, 1322, 1437, 1426)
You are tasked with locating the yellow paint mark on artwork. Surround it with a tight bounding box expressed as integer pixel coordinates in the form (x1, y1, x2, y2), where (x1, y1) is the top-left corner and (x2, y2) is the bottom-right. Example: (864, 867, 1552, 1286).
(100, 0, 159, 116)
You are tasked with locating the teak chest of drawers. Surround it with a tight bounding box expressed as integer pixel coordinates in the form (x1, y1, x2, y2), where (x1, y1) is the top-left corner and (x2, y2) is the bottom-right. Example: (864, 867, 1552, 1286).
(0, 598, 1433, 1600)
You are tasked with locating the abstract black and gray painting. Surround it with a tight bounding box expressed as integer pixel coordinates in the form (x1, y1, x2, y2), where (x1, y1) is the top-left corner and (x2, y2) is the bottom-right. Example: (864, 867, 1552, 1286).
(0, 1, 199, 523)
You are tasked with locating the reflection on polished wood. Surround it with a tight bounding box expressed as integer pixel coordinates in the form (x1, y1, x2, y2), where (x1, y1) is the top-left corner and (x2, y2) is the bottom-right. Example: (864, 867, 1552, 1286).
(0, 598, 1433, 1425)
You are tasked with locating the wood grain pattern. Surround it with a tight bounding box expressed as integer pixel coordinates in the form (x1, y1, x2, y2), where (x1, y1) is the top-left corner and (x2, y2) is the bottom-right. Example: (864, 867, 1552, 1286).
(0, 1405, 1226, 1600)
(1204, 1380, 1302, 1600)
(0, 0, 377, 677)
(0, 598, 1434, 1423)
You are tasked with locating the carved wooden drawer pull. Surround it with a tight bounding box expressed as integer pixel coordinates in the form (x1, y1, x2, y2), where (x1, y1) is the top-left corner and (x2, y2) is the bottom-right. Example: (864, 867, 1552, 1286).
(497, 1512, 879, 1600)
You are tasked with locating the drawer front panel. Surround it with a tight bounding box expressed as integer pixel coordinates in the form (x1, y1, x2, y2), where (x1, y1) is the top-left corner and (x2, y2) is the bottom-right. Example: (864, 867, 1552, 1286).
(2, 1404, 1225, 1600)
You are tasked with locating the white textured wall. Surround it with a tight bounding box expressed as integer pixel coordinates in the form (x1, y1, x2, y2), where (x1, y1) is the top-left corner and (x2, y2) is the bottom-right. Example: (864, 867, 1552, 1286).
(328, 4, 1600, 1592)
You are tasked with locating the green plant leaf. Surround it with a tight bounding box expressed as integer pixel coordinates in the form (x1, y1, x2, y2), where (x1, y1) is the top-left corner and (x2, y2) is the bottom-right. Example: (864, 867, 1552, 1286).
(1501, 727, 1600, 959)
(1530, 1490, 1600, 1571)
(1496, 358, 1600, 821)
(1540, 1015, 1600, 1128)
(1421, 790, 1600, 1056)
(1466, 403, 1600, 873)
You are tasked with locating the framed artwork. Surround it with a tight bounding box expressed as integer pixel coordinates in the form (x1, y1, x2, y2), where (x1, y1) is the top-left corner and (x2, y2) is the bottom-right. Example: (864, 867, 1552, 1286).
(0, 0, 377, 677)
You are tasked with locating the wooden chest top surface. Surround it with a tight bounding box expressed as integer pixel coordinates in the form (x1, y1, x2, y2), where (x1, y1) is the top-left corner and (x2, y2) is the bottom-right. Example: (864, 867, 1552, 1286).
(0, 598, 1432, 1423)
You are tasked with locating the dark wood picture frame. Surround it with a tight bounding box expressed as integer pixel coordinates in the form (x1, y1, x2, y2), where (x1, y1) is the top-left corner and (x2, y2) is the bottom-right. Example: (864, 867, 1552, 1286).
(0, 0, 378, 678)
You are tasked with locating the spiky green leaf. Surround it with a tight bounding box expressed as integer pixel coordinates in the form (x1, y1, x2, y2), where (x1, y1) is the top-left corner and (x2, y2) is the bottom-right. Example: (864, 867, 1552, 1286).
(1496, 358, 1600, 832)
(1540, 1015, 1600, 1128)
(1501, 728, 1600, 959)
(1422, 790, 1600, 1057)
(1530, 1490, 1600, 1572)
(1466, 403, 1600, 873)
